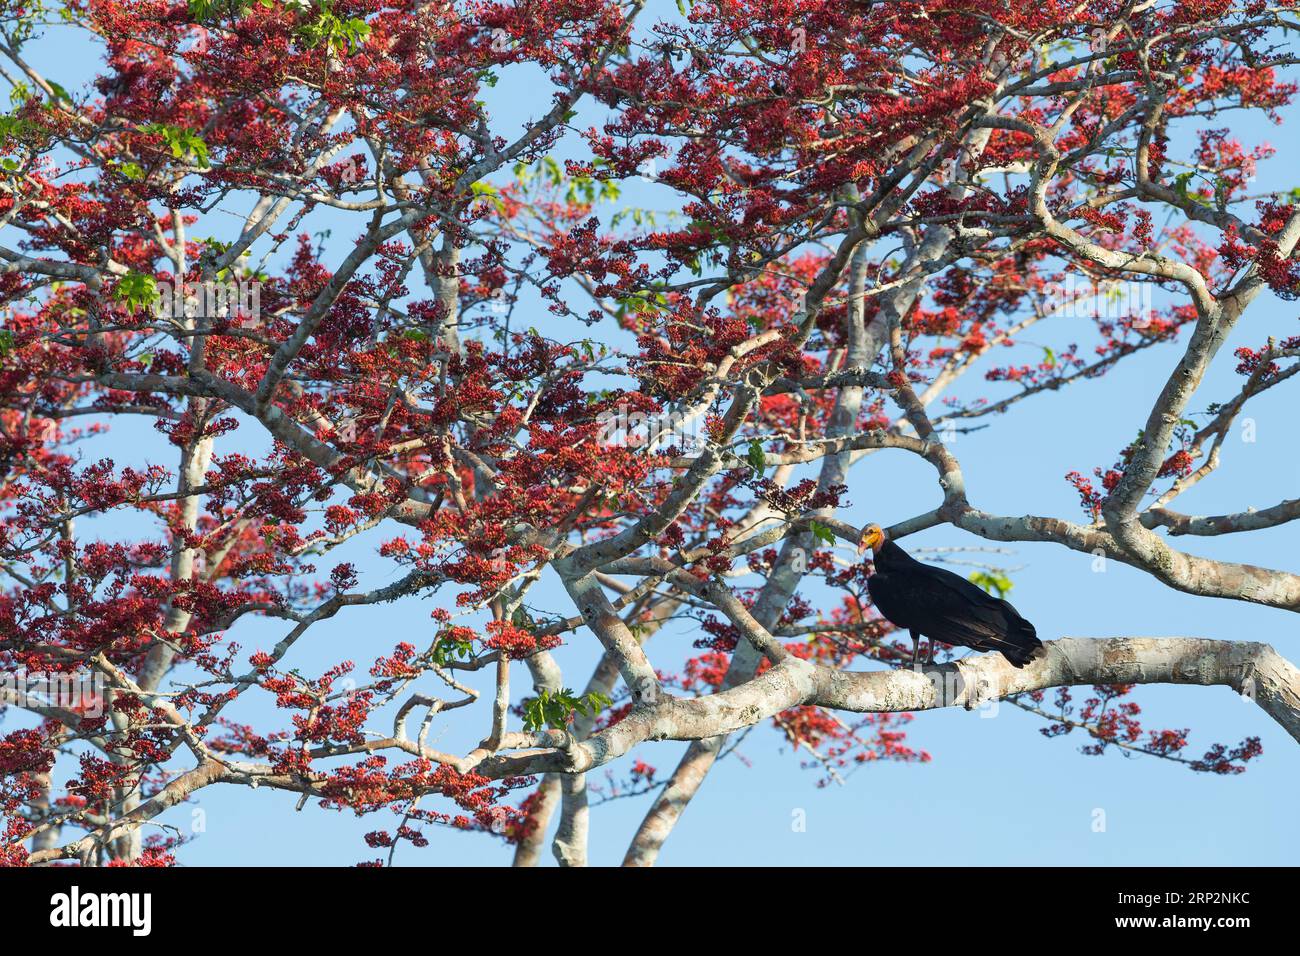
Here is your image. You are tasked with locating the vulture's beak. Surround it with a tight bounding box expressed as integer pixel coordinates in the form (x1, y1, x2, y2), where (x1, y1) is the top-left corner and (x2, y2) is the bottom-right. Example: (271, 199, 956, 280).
(858, 526, 884, 556)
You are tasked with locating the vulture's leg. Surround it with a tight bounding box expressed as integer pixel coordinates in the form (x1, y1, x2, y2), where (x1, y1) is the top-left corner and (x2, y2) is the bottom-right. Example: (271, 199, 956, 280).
(909, 630, 921, 669)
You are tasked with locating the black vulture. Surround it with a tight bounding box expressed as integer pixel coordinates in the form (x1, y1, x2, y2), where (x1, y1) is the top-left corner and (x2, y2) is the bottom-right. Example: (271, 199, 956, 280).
(858, 523, 1044, 668)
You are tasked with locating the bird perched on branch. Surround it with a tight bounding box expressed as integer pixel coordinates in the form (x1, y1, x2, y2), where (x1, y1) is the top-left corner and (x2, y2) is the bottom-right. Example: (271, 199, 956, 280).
(858, 523, 1045, 668)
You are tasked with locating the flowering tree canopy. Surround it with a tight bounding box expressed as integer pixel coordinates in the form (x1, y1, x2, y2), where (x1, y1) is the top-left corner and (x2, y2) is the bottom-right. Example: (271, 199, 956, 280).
(2, 0, 1299, 866)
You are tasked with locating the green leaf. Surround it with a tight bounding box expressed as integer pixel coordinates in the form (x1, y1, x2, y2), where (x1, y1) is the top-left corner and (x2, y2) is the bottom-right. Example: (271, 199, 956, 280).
(430, 630, 475, 667)
(0, 329, 15, 357)
(0, 113, 35, 145)
(542, 156, 563, 185)
(142, 123, 211, 168)
(113, 271, 160, 311)
(969, 570, 1014, 599)
(189, 0, 260, 21)
(1171, 170, 1209, 207)
(522, 689, 612, 732)
(298, 8, 371, 56)
(809, 520, 835, 546)
(469, 179, 506, 213)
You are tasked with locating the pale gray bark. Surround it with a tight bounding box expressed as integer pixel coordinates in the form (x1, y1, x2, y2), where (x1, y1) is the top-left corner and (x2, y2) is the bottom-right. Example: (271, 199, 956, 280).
(477, 638, 1300, 782)
(551, 772, 589, 867)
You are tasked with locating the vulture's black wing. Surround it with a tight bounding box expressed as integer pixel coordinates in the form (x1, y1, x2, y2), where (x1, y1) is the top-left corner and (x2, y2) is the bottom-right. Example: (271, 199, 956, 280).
(905, 562, 1042, 665)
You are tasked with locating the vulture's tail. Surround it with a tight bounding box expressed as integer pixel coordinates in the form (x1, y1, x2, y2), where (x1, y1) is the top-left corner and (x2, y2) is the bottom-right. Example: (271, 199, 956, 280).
(999, 619, 1045, 668)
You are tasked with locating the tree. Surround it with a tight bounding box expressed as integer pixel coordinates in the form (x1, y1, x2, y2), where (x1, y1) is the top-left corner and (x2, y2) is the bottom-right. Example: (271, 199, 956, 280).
(0, 0, 1298, 867)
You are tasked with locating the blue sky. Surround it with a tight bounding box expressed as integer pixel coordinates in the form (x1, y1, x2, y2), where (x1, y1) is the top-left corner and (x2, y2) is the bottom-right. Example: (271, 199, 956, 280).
(4, 12, 1298, 867)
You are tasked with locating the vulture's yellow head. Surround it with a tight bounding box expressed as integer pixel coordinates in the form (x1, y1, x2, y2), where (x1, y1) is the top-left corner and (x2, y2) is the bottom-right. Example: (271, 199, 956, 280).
(858, 523, 886, 555)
